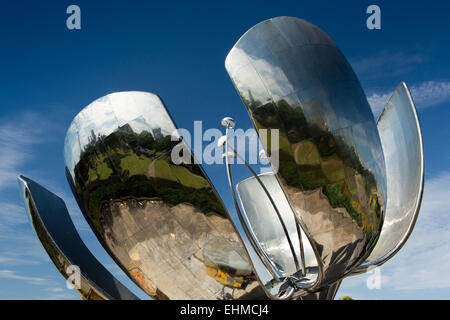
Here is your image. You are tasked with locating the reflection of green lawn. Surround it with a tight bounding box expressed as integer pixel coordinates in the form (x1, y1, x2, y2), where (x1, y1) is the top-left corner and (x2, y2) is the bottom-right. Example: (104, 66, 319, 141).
(356, 175, 366, 190)
(276, 131, 293, 157)
(88, 155, 113, 182)
(347, 177, 358, 196)
(253, 119, 293, 157)
(153, 158, 176, 180)
(154, 159, 209, 189)
(321, 154, 345, 182)
(85, 149, 209, 189)
(121, 153, 152, 176)
(98, 162, 113, 179)
(294, 140, 320, 165)
(240, 119, 381, 232)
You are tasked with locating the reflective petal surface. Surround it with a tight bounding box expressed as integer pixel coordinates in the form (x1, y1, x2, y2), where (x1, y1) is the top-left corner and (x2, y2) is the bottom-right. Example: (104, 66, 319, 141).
(354, 82, 424, 272)
(226, 16, 386, 289)
(18, 175, 139, 300)
(64, 91, 266, 299)
(237, 173, 319, 297)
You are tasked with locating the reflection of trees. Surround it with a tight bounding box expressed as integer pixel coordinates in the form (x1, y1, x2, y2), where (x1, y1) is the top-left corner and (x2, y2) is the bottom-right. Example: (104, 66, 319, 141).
(73, 124, 227, 234)
(245, 98, 381, 237)
(323, 184, 362, 226)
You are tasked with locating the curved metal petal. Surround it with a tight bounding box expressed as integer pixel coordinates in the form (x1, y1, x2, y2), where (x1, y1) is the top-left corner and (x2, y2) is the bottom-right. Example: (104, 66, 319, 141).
(353, 82, 424, 273)
(236, 173, 319, 298)
(64, 91, 267, 299)
(17, 175, 139, 300)
(225, 16, 386, 291)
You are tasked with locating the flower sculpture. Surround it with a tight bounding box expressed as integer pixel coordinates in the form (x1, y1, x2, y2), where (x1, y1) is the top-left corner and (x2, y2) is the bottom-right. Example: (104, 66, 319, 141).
(18, 16, 423, 300)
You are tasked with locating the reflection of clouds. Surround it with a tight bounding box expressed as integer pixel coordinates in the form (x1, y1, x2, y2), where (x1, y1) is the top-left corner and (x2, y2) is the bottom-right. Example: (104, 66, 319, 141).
(226, 16, 388, 205)
(0, 202, 28, 226)
(253, 56, 295, 99)
(230, 43, 388, 199)
(0, 112, 48, 190)
(232, 62, 269, 105)
(0, 269, 47, 284)
(225, 46, 251, 75)
(352, 123, 377, 167)
(64, 91, 177, 176)
(352, 122, 384, 169)
(64, 96, 117, 176)
(75, 97, 118, 148)
(112, 92, 176, 135)
(229, 47, 295, 101)
(64, 122, 81, 178)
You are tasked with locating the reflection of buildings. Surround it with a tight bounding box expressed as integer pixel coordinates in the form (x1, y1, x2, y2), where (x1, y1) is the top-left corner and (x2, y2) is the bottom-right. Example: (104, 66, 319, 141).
(284, 185, 365, 275)
(117, 123, 134, 135)
(88, 129, 98, 145)
(152, 128, 163, 141)
(101, 198, 261, 299)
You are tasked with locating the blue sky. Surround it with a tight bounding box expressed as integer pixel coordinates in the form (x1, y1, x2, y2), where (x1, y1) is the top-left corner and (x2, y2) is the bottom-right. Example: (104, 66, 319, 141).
(0, 0, 449, 299)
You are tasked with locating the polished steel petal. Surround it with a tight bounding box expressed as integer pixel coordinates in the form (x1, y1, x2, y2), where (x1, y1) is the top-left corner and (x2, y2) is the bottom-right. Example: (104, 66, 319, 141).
(226, 16, 386, 290)
(64, 91, 266, 299)
(17, 175, 139, 300)
(353, 82, 424, 272)
(236, 173, 319, 297)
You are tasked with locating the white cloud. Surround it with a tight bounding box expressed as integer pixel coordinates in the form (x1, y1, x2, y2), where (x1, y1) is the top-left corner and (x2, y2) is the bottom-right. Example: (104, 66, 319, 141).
(0, 202, 29, 226)
(40, 292, 79, 300)
(409, 81, 450, 108)
(0, 270, 48, 284)
(367, 81, 450, 117)
(0, 112, 48, 190)
(0, 271, 78, 299)
(379, 171, 450, 291)
(0, 112, 59, 268)
(0, 256, 41, 266)
(0, 230, 49, 267)
(65, 91, 177, 177)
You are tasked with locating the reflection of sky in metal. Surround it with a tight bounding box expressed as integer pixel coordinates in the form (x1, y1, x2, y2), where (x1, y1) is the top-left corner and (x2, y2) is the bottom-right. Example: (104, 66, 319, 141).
(237, 173, 318, 277)
(226, 16, 389, 290)
(227, 17, 387, 200)
(64, 92, 177, 177)
(360, 83, 423, 268)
